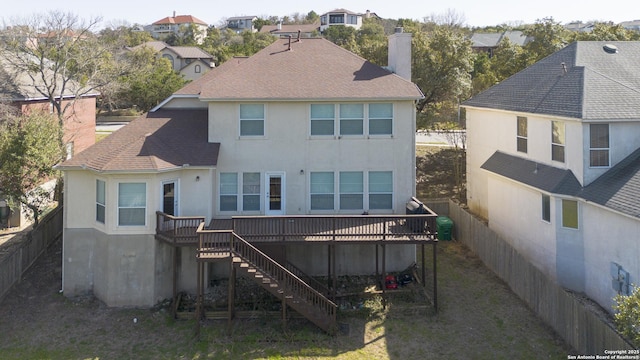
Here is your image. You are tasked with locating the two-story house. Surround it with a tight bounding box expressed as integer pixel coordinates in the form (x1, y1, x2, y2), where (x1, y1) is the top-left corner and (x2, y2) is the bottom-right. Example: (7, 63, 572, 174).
(462, 41, 640, 313)
(320, 9, 363, 33)
(57, 31, 427, 315)
(145, 13, 208, 44)
(129, 41, 215, 81)
(225, 16, 258, 33)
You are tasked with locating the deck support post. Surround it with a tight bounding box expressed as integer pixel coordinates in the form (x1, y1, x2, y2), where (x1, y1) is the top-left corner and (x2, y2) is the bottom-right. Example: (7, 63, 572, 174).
(421, 243, 426, 288)
(433, 242, 438, 312)
(331, 243, 337, 300)
(375, 244, 379, 277)
(327, 243, 332, 299)
(281, 292, 287, 331)
(195, 260, 203, 338)
(381, 243, 386, 309)
(228, 261, 236, 333)
(172, 247, 178, 319)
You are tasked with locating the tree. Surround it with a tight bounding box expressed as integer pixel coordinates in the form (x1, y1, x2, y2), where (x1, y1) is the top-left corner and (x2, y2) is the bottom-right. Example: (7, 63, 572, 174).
(0, 110, 64, 225)
(116, 47, 187, 112)
(0, 11, 121, 125)
(323, 25, 358, 51)
(412, 26, 474, 118)
(355, 21, 387, 66)
(522, 17, 570, 64)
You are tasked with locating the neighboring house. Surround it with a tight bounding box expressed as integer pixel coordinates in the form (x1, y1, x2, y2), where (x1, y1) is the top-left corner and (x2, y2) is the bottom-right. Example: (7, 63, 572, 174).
(462, 41, 640, 314)
(129, 41, 215, 81)
(225, 16, 258, 33)
(320, 9, 363, 32)
(259, 22, 320, 38)
(620, 20, 640, 32)
(57, 31, 425, 314)
(0, 59, 97, 229)
(145, 12, 208, 44)
(469, 31, 531, 57)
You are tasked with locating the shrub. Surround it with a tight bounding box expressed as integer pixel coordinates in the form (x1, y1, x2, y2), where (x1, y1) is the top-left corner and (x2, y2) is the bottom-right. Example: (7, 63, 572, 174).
(613, 285, 640, 347)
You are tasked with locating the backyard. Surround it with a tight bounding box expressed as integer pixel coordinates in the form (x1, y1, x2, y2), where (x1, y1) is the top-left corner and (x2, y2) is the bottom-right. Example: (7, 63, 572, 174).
(0, 146, 574, 359)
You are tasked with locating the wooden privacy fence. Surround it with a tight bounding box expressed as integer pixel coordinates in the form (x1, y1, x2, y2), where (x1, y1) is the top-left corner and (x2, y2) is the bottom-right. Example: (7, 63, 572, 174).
(428, 200, 635, 353)
(0, 206, 63, 303)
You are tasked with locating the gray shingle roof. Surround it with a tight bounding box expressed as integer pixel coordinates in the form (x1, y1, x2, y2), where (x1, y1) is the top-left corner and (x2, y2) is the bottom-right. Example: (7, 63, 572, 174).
(481, 151, 582, 196)
(57, 109, 219, 172)
(580, 147, 640, 218)
(192, 38, 423, 101)
(463, 41, 640, 120)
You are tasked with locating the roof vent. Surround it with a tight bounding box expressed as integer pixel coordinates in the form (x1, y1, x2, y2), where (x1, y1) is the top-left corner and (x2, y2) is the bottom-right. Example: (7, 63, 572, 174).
(603, 44, 618, 54)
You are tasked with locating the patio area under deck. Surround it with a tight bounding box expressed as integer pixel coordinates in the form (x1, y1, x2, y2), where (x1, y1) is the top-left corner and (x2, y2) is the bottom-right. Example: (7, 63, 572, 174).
(155, 210, 440, 333)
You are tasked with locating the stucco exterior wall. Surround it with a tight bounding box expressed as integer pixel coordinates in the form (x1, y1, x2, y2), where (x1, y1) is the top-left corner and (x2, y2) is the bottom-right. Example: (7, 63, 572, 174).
(485, 174, 558, 281)
(582, 204, 640, 312)
(208, 100, 417, 216)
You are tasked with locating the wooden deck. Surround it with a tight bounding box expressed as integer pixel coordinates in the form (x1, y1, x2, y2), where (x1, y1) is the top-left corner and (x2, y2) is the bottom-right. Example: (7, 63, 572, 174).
(156, 211, 439, 247)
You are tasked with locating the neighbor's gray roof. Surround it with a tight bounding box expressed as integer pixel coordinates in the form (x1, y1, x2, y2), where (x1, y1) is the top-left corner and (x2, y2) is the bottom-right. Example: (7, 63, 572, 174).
(57, 109, 219, 172)
(470, 31, 529, 48)
(462, 41, 640, 120)
(580, 147, 640, 218)
(481, 151, 582, 196)
(180, 37, 423, 101)
(130, 41, 214, 60)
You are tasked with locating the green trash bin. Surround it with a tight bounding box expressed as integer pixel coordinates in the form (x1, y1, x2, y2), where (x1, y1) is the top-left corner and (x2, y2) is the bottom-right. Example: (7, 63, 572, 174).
(436, 216, 453, 240)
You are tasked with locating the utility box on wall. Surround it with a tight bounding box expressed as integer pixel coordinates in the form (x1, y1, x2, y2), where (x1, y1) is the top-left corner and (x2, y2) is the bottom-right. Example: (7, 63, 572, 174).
(610, 262, 631, 296)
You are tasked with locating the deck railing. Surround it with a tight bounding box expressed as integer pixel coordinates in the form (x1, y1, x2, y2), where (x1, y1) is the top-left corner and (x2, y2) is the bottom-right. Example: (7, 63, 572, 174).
(231, 214, 438, 242)
(158, 211, 438, 245)
(155, 212, 205, 246)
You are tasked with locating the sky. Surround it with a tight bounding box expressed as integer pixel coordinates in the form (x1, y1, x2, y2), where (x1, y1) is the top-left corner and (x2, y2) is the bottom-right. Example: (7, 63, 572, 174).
(2, 0, 638, 29)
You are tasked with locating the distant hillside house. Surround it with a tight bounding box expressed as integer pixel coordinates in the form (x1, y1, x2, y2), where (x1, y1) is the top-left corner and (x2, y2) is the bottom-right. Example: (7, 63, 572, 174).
(320, 9, 363, 32)
(145, 12, 208, 44)
(225, 16, 258, 33)
(469, 31, 531, 57)
(129, 41, 215, 81)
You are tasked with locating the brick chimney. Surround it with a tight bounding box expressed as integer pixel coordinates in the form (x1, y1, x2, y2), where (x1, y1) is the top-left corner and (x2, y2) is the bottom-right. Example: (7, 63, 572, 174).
(387, 27, 412, 81)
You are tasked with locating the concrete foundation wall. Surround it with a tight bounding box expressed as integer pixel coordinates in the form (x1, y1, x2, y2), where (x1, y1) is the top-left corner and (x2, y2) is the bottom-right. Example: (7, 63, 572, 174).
(63, 228, 175, 307)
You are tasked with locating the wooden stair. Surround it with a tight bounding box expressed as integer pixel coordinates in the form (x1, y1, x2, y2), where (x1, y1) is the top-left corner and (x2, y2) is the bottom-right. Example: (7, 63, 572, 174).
(229, 234, 337, 334)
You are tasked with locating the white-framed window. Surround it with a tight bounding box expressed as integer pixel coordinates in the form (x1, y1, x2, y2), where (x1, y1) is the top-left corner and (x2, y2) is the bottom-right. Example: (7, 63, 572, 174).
(541, 194, 550, 222)
(239, 104, 264, 136)
(310, 172, 334, 210)
(369, 103, 393, 135)
(118, 183, 146, 226)
(369, 171, 393, 209)
(329, 14, 344, 24)
(195, 64, 201, 73)
(339, 104, 363, 136)
(552, 121, 565, 163)
(339, 171, 363, 210)
(517, 116, 527, 153)
(348, 15, 358, 24)
(310, 104, 335, 136)
(590, 124, 609, 167)
(220, 173, 238, 211)
(242, 172, 260, 211)
(562, 199, 578, 229)
(96, 179, 105, 224)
